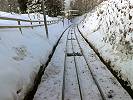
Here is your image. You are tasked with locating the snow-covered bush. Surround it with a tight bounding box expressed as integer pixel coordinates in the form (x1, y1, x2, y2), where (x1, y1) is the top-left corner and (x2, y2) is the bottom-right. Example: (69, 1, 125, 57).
(97, 0, 133, 60)
(79, 0, 133, 90)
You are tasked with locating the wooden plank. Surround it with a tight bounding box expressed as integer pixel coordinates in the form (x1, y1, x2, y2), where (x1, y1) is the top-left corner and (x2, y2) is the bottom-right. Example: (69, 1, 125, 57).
(0, 24, 44, 28)
(0, 16, 44, 22)
(67, 33, 73, 54)
(75, 56, 103, 100)
(33, 27, 68, 100)
(72, 32, 102, 100)
(0, 21, 58, 29)
(67, 40, 73, 54)
(76, 27, 132, 100)
(72, 36, 81, 54)
(0, 15, 62, 29)
(64, 56, 81, 100)
(0, 16, 61, 24)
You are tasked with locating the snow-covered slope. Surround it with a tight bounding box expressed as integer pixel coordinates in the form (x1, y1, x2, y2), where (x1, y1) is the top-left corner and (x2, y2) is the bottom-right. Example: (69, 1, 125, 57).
(0, 12, 69, 100)
(78, 0, 133, 90)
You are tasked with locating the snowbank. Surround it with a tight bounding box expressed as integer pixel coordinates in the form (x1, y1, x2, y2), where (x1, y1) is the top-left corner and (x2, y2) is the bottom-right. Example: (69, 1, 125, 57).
(78, 0, 133, 89)
(0, 12, 69, 100)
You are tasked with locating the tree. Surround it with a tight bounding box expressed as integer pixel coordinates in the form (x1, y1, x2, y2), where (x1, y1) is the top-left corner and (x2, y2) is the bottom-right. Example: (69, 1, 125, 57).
(0, 0, 20, 13)
(70, 0, 84, 15)
(18, 0, 28, 13)
(26, 0, 64, 16)
(70, 0, 105, 14)
(45, 0, 62, 17)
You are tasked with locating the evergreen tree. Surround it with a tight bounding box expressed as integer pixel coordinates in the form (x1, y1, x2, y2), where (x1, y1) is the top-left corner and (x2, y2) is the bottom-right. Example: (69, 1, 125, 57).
(26, 0, 63, 16)
(45, 0, 62, 17)
(70, 0, 105, 14)
(18, 0, 28, 13)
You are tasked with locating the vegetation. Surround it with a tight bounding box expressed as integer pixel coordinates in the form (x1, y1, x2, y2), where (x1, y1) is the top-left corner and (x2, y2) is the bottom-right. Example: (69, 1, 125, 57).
(70, 0, 105, 14)
(18, 0, 28, 13)
(0, 0, 64, 16)
(45, 0, 63, 17)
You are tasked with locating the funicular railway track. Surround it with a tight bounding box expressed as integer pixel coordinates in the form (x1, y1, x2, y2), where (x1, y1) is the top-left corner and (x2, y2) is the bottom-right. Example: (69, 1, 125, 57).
(70, 26, 106, 100)
(33, 25, 132, 100)
(62, 26, 105, 100)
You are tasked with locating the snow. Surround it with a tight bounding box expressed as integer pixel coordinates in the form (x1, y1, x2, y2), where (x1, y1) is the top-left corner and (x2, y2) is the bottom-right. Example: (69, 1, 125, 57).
(75, 27, 132, 99)
(33, 26, 69, 100)
(78, 0, 133, 90)
(0, 11, 70, 100)
(34, 25, 132, 100)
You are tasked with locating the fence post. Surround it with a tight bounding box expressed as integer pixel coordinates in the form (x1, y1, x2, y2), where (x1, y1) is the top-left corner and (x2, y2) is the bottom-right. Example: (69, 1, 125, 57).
(63, 17, 65, 27)
(28, 12, 33, 29)
(41, 0, 48, 38)
(68, 11, 70, 25)
(18, 20, 22, 34)
(37, 13, 41, 24)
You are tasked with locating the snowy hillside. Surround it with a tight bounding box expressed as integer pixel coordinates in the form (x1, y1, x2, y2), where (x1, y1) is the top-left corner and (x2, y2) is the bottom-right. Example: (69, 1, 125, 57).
(0, 12, 69, 100)
(78, 0, 133, 91)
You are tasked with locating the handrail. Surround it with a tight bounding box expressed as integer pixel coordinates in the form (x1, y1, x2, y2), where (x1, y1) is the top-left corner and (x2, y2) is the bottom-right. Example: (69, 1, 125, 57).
(0, 16, 62, 29)
(0, 13, 62, 37)
(0, 16, 44, 22)
(0, 21, 59, 29)
(0, 24, 44, 28)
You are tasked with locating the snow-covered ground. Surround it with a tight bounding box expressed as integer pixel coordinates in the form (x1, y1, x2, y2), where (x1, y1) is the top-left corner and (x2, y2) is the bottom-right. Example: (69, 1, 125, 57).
(0, 12, 70, 100)
(33, 25, 132, 100)
(78, 0, 133, 90)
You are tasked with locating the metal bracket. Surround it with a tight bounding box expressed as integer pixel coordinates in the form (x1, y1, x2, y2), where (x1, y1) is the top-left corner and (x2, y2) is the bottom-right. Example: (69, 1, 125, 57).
(67, 52, 82, 56)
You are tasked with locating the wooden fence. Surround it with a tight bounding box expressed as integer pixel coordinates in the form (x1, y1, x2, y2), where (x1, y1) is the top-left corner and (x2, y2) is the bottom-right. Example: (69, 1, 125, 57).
(0, 16, 61, 29)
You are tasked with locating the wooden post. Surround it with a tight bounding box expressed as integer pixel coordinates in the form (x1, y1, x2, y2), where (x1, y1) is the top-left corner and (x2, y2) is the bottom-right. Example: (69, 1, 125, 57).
(18, 20, 22, 34)
(41, 0, 48, 38)
(37, 13, 41, 24)
(63, 17, 64, 26)
(38, 13, 41, 24)
(28, 12, 33, 29)
(68, 11, 69, 25)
